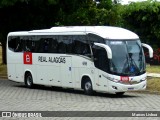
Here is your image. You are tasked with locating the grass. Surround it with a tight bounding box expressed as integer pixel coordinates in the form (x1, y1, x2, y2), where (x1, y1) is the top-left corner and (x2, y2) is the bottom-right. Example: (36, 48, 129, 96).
(146, 77, 160, 92)
(145, 65, 160, 93)
(0, 64, 7, 76)
(0, 46, 2, 64)
(0, 46, 7, 77)
(146, 64, 160, 73)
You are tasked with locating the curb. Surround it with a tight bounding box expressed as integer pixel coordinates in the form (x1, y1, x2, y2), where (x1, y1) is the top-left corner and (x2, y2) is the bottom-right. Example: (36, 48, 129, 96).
(147, 73, 160, 78)
(0, 76, 7, 80)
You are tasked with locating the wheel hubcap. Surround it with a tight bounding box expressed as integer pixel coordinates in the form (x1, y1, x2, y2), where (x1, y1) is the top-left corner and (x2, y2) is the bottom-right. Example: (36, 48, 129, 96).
(85, 82, 91, 90)
(27, 76, 32, 86)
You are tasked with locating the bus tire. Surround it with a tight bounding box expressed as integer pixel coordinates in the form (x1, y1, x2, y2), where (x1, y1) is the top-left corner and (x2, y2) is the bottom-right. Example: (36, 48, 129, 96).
(25, 72, 34, 88)
(116, 92, 125, 96)
(84, 79, 93, 95)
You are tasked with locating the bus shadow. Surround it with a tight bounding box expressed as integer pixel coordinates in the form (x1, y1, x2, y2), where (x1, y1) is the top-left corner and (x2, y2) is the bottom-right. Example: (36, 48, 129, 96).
(14, 84, 139, 99)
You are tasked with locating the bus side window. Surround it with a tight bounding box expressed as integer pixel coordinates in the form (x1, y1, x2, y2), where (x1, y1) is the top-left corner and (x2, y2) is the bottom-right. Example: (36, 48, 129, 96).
(66, 42, 73, 54)
(73, 40, 91, 57)
(49, 38, 58, 53)
(24, 40, 31, 52)
(8, 37, 17, 52)
(65, 40, 73, 54)
(58, 42, 66, 53)
(15, 38, 23, 52)
(58, 36, 73, 54)
(37, 38, 45, 53)
(74, 40, 82, 54)
(31, 41, 35, 52)
(20, 36, 34, 52)
(82, 43, 91, 56)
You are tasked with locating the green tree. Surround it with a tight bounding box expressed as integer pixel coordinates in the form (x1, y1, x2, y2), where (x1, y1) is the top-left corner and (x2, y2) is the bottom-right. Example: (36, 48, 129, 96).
(0, 0, 115, 64)
(97, 0, 112, 9)
(122, 0, 160, 49)
(0, 0, 58, 64)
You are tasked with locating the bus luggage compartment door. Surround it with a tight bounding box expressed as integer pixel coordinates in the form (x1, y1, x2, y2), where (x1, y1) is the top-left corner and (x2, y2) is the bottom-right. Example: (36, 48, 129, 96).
(60, 56, 72, 88)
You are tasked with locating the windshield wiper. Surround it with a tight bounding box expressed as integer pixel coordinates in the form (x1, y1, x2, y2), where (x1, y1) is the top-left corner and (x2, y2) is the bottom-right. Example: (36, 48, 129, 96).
(128, 53, 140, 74)
(121, 54, 130, 74)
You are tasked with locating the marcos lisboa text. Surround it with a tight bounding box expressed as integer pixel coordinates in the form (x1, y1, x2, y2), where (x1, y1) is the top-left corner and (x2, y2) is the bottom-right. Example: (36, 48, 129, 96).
(132, 112, 158, 117)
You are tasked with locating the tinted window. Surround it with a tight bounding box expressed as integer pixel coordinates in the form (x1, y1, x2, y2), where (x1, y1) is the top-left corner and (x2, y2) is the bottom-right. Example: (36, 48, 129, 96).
(72, 35, 91, 57)
(87, 34, 104, 44)
(48, 38, 58, 53)
(63, 36, 73, 53)
(8, 37, 18, 52)
(57, 36, 66, 53)
(8, 37, 23, 52)
(35, 36, 58, 53)
(8, 35, 91, 56)
(92, 46, 109, 72)
(8, 36, 37, 52)
(20, 36, 35, 52)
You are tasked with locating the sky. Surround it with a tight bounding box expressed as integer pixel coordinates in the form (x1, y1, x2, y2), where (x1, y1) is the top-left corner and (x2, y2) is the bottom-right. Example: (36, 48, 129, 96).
(121, 0, 154, 4)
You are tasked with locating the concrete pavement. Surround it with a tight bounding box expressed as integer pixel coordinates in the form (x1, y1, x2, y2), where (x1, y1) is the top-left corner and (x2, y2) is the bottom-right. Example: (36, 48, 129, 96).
(0, 80, 160, 120)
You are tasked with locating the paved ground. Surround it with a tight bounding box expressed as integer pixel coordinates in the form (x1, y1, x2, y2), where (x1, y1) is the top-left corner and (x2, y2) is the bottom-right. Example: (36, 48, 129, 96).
(147, 73, 160, 78)
(0, 79, 160, 120)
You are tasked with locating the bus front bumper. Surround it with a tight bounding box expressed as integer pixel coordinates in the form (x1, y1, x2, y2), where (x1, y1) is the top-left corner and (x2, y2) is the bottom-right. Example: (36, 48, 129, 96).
(108, 80, 146, 94)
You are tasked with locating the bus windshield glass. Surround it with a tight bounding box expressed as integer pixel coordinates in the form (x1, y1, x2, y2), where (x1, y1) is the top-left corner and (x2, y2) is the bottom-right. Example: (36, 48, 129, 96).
(106, 39, 146, 76)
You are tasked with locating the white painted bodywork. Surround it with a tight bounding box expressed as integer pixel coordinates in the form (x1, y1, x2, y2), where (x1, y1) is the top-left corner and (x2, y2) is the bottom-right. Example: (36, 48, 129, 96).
(142, 43, 153, 58)
(7, 26, 149, 94)
(8, 26, 139, 39)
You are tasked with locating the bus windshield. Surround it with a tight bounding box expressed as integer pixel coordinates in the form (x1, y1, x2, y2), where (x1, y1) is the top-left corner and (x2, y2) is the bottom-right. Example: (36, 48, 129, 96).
(106, 40, 146, 76)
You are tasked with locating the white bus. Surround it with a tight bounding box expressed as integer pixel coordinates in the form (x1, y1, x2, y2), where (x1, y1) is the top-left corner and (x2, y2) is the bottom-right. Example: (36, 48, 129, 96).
(7, 26, 153, 95)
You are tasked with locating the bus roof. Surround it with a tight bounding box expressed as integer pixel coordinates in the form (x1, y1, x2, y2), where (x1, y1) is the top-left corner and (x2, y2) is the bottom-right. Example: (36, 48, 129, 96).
(8, 26, 139, 40)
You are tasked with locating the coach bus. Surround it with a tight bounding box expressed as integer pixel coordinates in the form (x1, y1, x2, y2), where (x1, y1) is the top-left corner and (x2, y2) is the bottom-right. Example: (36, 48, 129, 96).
(7, 26, 153, 95)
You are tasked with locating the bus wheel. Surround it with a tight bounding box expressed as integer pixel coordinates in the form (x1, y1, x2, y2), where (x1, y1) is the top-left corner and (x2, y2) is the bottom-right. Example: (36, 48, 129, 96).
(84, 80, 93, 95)
(25, 72, 34, 88)
(116, 92, 125, 96)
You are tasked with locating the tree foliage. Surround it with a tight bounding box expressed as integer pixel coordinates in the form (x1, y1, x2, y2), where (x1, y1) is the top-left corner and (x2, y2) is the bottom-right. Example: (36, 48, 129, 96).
(0, 0, 58, 64)
(0, 0, 160, 64)
(122, 0, 160, 48)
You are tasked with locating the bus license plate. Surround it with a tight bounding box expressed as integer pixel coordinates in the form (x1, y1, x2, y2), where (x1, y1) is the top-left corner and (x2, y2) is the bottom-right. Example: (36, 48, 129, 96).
(120, 76, 129, 82)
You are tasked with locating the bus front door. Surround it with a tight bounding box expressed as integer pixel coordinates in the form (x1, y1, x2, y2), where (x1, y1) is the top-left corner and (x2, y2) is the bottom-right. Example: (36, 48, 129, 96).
(93, 46, 109, 92)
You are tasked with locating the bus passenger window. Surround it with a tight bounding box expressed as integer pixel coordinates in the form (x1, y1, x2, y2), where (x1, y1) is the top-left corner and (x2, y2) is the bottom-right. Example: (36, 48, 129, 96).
(82, 44, 91, 56)
(25, 40, 31, 52)
(73, 40, 91, 57)
(58, 42, 66, 53)
(43, 40, 49, 53)
(74, 41, 82, 54)
(15, 39, 23, 52)
(49, 39, 58, 53)
(8, 37, 17, 52)
(31, 41, 35, 52)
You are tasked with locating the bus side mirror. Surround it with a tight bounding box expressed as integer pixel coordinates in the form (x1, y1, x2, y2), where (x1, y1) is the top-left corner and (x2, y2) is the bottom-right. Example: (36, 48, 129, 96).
(94, 43, 112, 59)
(142, 43, 153, 58)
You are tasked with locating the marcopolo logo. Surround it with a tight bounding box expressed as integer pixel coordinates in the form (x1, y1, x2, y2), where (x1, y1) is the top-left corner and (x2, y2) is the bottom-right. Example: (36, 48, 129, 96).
(23, 52, 32, 65)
